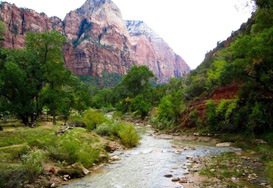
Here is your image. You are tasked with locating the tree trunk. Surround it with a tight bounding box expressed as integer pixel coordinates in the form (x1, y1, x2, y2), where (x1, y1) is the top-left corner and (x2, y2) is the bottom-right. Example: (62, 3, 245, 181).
(53, 112, 56, 125)
(21, 116, 29, 125)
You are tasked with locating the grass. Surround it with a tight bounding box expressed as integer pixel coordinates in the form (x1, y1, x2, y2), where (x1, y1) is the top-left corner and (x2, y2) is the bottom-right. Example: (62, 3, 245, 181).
(0, 110, 141, 187)
(200, 152, 248, 179)
(96, 121, 140, 148)
(0, 126, 56, 147)
(0, 122, 108, 186)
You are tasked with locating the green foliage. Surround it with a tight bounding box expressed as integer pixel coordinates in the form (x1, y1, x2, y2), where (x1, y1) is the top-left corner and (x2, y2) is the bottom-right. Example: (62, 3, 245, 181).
(157, 90, 183, 127)
(132, 94, 152, 119)
(0, 163, 26, 188)
(266, 161, 273, 186)
(80, 71, 122, 90)
(117, 65, 155, 98)
(83, 109, 109, 131)
(206, 100, 218, 132)
(0, 30, 88, 125)
(22, 149, 45, 181)
(95, 123, 113, 136)
(91, 89, 113, 109)
(58, 168, 84, 178)
(117, 123, 140, 148)
(43, 128, 101, 168)
(207, 60, 227, 87)
(78, 145, 100, 168)
(95, 121, 140, 148)
(68, 113, 84, 125)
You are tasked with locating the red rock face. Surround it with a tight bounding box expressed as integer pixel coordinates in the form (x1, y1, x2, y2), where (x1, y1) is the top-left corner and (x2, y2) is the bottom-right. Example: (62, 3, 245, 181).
(126, 20, 190, 83)
(0, 0, 190, 83)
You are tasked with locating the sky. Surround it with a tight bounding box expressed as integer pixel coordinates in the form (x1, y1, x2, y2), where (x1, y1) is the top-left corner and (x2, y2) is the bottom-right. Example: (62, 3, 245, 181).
(5, 0, 255, 69)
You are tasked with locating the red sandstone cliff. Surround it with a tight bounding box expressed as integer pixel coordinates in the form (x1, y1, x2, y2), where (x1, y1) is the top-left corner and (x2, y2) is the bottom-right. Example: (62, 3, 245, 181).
(126, 20, 190, 83)
(0, 0, 190, 83)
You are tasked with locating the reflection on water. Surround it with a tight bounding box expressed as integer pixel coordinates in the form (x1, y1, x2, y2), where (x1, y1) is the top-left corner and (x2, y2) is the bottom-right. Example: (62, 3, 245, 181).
(62, 127, 240, 188)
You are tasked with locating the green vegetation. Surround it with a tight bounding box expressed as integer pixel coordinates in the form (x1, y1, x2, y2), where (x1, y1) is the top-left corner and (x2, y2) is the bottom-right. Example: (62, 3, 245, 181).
(0, 30, 91, 125)
(0, 28, 140, 186)
(1, 0, 273, 186)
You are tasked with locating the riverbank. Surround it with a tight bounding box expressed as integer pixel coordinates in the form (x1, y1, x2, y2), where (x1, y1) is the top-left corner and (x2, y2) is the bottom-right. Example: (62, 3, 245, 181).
(1, 114, 272, 188)
(0, 114, 139, 188)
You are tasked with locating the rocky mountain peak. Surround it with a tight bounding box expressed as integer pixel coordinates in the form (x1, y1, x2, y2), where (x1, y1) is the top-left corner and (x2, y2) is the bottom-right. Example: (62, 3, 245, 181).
(0, 1, 190, 83)
(76, 0, 114, 15)
(126, 20, 157, 38)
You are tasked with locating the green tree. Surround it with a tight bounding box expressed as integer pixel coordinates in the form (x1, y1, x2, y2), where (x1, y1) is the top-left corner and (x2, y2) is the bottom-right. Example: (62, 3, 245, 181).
(118, 65, 156, 98)
(0, 31, 70, 125)
(132, 94, 152, 119)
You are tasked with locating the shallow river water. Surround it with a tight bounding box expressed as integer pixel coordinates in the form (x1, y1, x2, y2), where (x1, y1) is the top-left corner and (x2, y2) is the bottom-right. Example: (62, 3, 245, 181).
(62, 127, 240, 188)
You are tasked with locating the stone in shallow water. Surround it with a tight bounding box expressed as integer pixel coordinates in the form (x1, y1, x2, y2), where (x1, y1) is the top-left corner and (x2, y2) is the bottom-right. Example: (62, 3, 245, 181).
(216, 142, 231, 147)
(111, 155, 121, 161)
(179, 177, 188, 183)
(172, 177, 180, 182)
(164, 174, 173, 178)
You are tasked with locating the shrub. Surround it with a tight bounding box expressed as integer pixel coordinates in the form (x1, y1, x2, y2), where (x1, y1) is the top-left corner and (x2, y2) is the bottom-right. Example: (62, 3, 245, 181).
(132, 94, 152, 119)
(95, 123, 112, 136)
(83, 109, 109, 131)
(68, 113, 84, 125)
(0, 163, 26, 188)
(206, 100, 218, 132)
(157, 94, 176, 123)
(78, 145, 100, 168)
(45, 129, 101, 168)
(112, 111, 124, 120)
(266, 161, 273, 186)
(22, 149, 45, 182)
(95, 121, 140, 148)
(118, 123, 140, 148)
(58, 168, 84, 178)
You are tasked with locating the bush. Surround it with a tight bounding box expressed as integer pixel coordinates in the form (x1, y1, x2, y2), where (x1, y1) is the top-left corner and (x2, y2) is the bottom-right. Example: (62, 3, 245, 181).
(22, 149, 45, 182)
(112, 111, 125, 120)
(266, 161, 273, 186)
(95, 121, 140, 148)
(118, 123, 140, 148)
(132, 94, 152, 119)
(58, 168, 84, 178)
(68, 113, 84, 125)
(78, 145, 100, 168)
(0, 163, 26, 188)
(157, 94, 176, 124)
(83, 109, 109, 131)
(206, 100, 218, 132)
(45, 129, 101, 168)
(95, 123, 112, 136)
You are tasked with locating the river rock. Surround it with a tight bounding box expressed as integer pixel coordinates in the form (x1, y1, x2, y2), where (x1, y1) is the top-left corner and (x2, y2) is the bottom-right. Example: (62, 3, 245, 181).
(255, 139, 267, 144)
(216, 142, 232, 147)
(189, 168, 198, 172)
(186, 155, 193, 159)
(179, 177, 188, 183)
(146, 124, 152, 128)
(99, 154, 108, 160)
(193, 133, 199, 136)
(81, 167, 90, 175)
(105, 142, 117, 152)
(164, 174, 173, 178)
(111, 155, 121, 161)
(50, 183, 58, 188)
(171, 177, 180, 182)
(210, 169, 216, 173)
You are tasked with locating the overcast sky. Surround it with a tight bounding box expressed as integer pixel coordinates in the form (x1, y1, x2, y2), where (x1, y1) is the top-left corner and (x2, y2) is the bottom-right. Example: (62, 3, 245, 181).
(5, 0, 254, 69)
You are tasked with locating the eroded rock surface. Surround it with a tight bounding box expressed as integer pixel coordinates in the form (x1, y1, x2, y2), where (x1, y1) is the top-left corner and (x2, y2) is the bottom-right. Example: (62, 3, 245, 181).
(0, 0, 190, 83)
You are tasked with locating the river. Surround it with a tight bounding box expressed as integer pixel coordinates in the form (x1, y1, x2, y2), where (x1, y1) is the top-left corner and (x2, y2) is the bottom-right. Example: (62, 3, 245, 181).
(61, 126, 240, 188)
